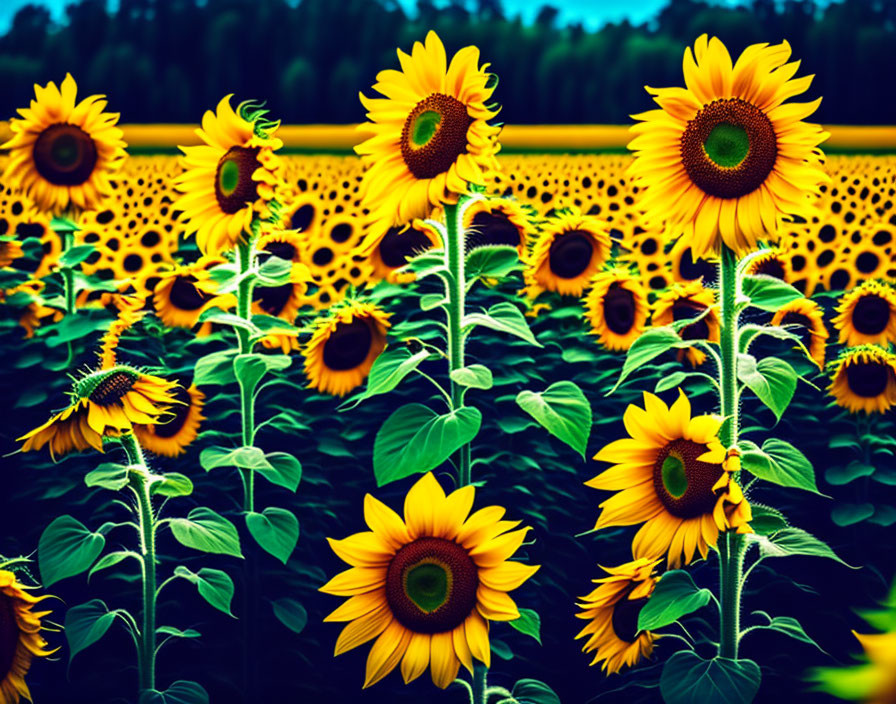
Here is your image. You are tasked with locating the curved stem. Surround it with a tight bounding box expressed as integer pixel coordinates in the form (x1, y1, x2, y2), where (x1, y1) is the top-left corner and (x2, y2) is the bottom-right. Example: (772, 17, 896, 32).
(235, 240, 256, 512)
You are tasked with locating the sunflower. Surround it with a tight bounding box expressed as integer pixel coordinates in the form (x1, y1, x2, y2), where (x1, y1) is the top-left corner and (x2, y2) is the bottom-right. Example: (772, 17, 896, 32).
(587, 390, 752, 568)
(174, 96, 283, 256)
(320, 472, 538, 689)
(652, 281, 720, 367)
(829, 346, 896, 414)
(832, 281, 896, 348)
(771, 297, 828, 369)
(355, 31, 501, 233)
(134, 380, 205, 457)
(251, 262, 309, 324)
(575, 557, 660, 674)
(628, 35, 829, 257)
(583, 269, 650, 351)
(368, 222, 441, 283)
(152, 257, 233, 331)
(525, 210, 612, 297)
(744, 247, 792, 282)
(462, 197, 533, 254)
(303, 301, 390, 397)
(670, 241, 718, 286)
(0, 570, 56, 704)
(18, 366, 178, 459)
(1, 73, 127, 214)
(0, 238, 24, 268)
(257, 229, 304, 264)
(97, 293, 147, 369)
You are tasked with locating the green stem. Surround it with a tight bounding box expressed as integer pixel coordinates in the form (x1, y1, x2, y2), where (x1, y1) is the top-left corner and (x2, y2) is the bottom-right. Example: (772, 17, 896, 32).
(235, 240, 256, 512)
(717, 243, 744, 660)
(443, 202, 472, 488)
(121, 434, 157, 695)
(470, 663, 487, 704)
(59, 228, 77, 366)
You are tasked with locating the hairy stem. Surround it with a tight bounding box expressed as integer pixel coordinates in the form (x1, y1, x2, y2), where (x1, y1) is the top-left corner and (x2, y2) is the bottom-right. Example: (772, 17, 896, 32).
(235, 240, 256, 512)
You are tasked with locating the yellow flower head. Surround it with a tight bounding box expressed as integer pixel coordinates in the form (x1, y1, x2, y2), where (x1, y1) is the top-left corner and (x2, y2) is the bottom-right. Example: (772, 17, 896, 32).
(583, 268, 650, 352)
(134, 380, 205, 458)
(770, 297, 828, 369)
(832, 281, 896, 348)
(829, 346, 896, 415)
(652, 281, 720, 367)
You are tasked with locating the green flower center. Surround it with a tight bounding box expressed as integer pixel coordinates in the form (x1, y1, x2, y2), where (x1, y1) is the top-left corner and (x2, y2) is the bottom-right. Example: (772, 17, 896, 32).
(660, 453, 688, 499)
(703, 123, 749, 168)
(411, 111, 442, 147)
(217, 158, 241, 197)
(74, 367, 140, 405)
(213, 146, 261, 214)
(405, 561, 449, 613)
(652, 438, 724, 518)
(400, 93, 474, 180)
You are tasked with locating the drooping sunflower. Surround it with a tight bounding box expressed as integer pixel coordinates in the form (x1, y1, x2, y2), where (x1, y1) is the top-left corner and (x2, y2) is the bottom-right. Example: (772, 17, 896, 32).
(744, 247, 792, 282)
(575, 557, 661, 674)
(18, 366, 178, 459)
(587, 390, 752, 568)
(771, 297, 828, 369)
(174, 96, 283, 256)
(652, 281, 720, 367)
(463, 197, 533, 254)
(828, 346, 896, 414)
(525, 210, 612, 297)
(368, 222, 441, 283)
(320, 472, 538, 689)
(152, 257, 233, 331)
(0, 569, 56, 704)
(303, 301, 390, 397)
(1, 73, 127, 214)
(97, 293, 147, 369)
(832, 281, 896, 348)
(355, 31, 501, 232)
(134, 380, 205, 457)
(583, 269, 650, 352)
(628, 35, 829, 256)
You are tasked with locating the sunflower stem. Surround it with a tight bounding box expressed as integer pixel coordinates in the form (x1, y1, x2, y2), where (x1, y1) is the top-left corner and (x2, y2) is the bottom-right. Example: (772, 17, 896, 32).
(443, 201, 472, 488)
(470, 663, 488, 704)
(58, 227, 77, 366)
(235, 239, 256, 512)
(717, 243, 744, 660)
(121, 433, 157, 695)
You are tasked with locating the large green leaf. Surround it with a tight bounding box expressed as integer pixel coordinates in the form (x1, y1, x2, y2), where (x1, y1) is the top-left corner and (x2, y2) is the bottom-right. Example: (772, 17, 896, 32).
(169, 508, 242, 558)
(747, 611, 826, 653)
(193, 350, 238, 386)
(610, 326, 692, 393)
(139, 681, 209, 704)
(754, 527, 852, 567)
(246, 508, 299, 564)
(200, 445, 270, 472)
(341, 346, 430, 409)
(516, 381, 591, 459)
(39, 515, 106, 586)
(173, 566, 235, 616)
(451, 364, 494, 390)
(741, 275, 803, 311)
(257, 452, 302, 492)
(65, 600, 118, 665)
(233, 353, 291, 395)
(737, 354, 796, 421)
(739, 438, 821, 494)
(638, 570, 712, 631)
(271, 598, 308, 635)
(510, 679, 561, 704)
(463, 301, 541, 346)
(151, 472, 194, 498)
(465, 245, 521, 280)
(84, 463, 130, 492)
(373, 403, 482, 486)
(660, 652, 761, 704)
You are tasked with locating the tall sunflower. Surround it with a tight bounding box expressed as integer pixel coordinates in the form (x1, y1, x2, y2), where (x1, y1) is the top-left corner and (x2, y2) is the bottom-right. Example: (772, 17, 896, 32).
(320, 472, 538, 689)
(463, 197, 533, 255)
(355, 31, 501, 232)
(628, 35, 828, 256)
(18, 366, 178, 459)
(771, 297, 828, 369)
(583, 269, 650, 352)
(174, 96, 283, 256)
(575, 558, 660, 674)
(652, 281, 720, 367)
(829, 346, 896, 414)
(1, 73, 127, 214)
(0, 570, 56, 704)
(303, 301, 390, 397)
(134, 380, 205, 457)
(832, 281, 896, 348)
(525, 210, 612, 297)
(587, 390, 752, 568)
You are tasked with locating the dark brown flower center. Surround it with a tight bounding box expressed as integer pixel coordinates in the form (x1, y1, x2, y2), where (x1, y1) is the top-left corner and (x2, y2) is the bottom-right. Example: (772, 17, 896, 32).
(385, 537, 479, 633)
(379, 226, 434, 269)
(153, 383, 193, 439)
(603, 283, 636, 335)
(168, 275, 208, 311)
(652, 438, 724, 518)
(680, 98, 778, 199)
(548, 231, 593, 279)
(32, 123, 98, 186)
(467, 211, 523, 252)
(0, 591, 19, 683)
(852, 294, 891, 335)
(214, 146, 261, 214)
(90, 371, 137, 406)
(400, 93, 473, 180)
(262, 240, 298, 262)
(322, 319, 373, 370)
(677, 247, 717, 285)
(846, 359, 891, 398)
(612, 594, 649, 643)
(753, 257, 786, 280)
(672, 300, 710, 341)
(253, 283, 294, 317)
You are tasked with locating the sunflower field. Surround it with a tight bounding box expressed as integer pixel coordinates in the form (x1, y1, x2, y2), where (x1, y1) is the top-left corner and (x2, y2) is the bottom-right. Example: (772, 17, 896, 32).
(2, 15, 896, 704)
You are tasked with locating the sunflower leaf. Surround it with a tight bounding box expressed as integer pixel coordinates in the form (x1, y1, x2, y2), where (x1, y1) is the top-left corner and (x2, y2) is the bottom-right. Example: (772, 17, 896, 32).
(150, 472, 194, 498)
(451, 364, 494, 390)
(741, 275, 803, 312)
(256, 255, 293, 286)
(233, 353, 291, 395)
(271, 598, 308, 635)
(200, 445, 271, 473)
(64, 599, 119, 667)
(830, 503, 875, 527)
(609, 326, 693, 394)
(85, 463, 131, 492)
(516, 381, 591, 459)
(246, 508, 299, 565)
(59, 244, 96, 268)
(745, 611, 827, 653)
(739, 438, 822, 495)
(139, 681, 210, 704)
(340, 346, 430, 409)
(193, 349, 238, 386)
(753, 527, 854, 567)
(169, 508, 242, 558)
(39, 515, 106, 586)
(465, 245, 521, 280)
(463, 301, 541, 347)
(511, 679, 561, 704)
(508, 608, 542, 644)
(258, 452, 302, 492)
(173, 566, 235, 617)
(637, 570, 712, 631)
(660, 652, 761, 704)
(736, 354, 797, 421)
(197, 308, 259, 333)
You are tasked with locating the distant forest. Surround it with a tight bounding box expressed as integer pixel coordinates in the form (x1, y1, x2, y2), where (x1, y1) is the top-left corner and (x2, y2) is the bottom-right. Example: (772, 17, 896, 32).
(1, 0, 893, 124)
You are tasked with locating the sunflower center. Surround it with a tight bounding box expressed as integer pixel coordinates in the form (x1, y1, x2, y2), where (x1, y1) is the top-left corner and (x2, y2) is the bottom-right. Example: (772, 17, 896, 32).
(611, 595, 648, 643)
(753, 257, 786, 279)
(322, 319, 373, 371)
(152, 383, 192, 439)
(168, 275, 208, 311)
(0, 590, 18, 683)
(253, 283, 294, 317)
(603, 284, 636, 335)
(678, 247, 716, 283)
(652, 438, 724, 518)
(32, 123, 99, 186)
(846, 360, 890, 398)
(681, 98, 778, 199)
(779, 312, 813, 351)
(263, 241, 297, 262)
(672, 300, 710, 341)
(467, 211, 523, 251)
(549, 231, 593, 279)
(214, 146, 261, 214)
(852, 295, 890, 335)
(386, 537, 479, 633)
(379, 226, 434, 268)
(401, 93, 473, 180)
(89, 371, 137, 406)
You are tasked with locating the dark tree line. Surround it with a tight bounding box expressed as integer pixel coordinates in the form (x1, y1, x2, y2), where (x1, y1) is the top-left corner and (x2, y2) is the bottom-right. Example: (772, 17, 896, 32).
(1, 0, 893, 125)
